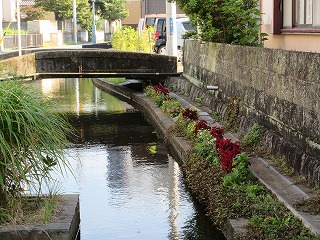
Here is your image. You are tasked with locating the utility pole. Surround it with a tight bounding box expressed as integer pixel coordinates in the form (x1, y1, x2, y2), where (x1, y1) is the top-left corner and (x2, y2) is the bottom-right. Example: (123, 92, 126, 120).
(166, 1, 177, 57)
(73, 0, 77, 44)
(0, 0, 3, 52)
(91, 0, 96, 44)
(16, 0, 21, 56)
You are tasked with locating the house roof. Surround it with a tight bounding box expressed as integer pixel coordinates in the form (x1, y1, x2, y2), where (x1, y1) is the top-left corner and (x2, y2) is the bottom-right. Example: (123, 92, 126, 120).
(20, 0, 35, 6)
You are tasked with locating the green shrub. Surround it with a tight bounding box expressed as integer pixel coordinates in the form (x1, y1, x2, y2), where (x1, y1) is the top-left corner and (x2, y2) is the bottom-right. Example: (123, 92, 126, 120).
(194, 129, 219, 164)
(138, 26, 155, 53)
(223, 152, 251, 186)
(241, 123, 263, 151)
(111, 26, 139, 51)
(5, 29, 27, 34)
(160, 98, 182, 118)
(111, 26, 154, 53)
(171, 0, 267, 46)
(154, 93, 167, 106)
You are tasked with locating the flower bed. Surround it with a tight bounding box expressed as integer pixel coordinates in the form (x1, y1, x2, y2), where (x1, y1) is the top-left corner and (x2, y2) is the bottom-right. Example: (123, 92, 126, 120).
(144, 83, 318, 239)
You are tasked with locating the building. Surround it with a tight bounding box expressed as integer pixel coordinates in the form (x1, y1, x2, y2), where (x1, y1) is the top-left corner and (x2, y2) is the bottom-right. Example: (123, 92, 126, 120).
(2, 0, 16, 22)
(122, 0, 141, 28)
(123, 0, 184, 29)
(140, 0, 184, 16)
(261, 0, 320, 53)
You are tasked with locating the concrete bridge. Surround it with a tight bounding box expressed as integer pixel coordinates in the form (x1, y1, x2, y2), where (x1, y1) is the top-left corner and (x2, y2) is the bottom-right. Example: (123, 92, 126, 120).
(0, 49, 180, 81)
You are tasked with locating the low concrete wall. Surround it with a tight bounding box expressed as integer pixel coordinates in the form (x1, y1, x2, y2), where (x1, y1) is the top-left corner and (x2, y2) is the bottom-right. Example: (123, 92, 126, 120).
(0, 54, 36, 77)
(173, 40, 320, 187)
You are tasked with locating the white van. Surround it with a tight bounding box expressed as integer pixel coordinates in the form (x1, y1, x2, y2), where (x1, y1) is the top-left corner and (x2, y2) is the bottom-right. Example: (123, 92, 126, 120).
(153, 17, 195, 59)
(138, 14, 187, 35)
(138, 14, 167, 35)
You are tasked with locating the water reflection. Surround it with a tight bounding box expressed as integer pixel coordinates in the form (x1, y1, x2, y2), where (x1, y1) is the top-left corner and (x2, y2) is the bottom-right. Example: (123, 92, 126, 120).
(28, 78, 226, 240)
(30, 78, 134, 115)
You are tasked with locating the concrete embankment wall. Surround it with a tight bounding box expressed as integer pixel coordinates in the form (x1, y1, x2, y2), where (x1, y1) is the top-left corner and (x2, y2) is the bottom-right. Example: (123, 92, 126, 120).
(0, 54, 36, 77)
(171, 40, 320, 187)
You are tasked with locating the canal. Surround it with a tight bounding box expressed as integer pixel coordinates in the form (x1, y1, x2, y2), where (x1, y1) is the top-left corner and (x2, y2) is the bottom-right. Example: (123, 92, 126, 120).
(29, 78, 226, 240)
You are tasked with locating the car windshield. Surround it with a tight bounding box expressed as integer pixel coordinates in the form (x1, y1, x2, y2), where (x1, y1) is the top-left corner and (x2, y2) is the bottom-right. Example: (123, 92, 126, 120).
(182, 22, 195, 31)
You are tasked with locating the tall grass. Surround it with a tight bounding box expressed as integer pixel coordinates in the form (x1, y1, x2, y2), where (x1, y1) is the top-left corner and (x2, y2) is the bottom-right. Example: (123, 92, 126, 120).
(0, 80, 74, 223)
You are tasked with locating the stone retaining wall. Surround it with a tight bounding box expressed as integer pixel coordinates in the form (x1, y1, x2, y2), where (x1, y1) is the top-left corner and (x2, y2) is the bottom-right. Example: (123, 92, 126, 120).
(171, 40, 320, 187)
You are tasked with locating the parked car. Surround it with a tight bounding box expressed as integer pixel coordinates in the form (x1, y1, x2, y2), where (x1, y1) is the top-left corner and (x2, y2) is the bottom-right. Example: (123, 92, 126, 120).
(153, 17, 195, 60)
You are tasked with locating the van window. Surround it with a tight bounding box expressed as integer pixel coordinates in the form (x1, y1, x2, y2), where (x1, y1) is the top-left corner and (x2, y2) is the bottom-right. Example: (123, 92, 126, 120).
(145, 18, 156, 28)
(182, 22, 195, 31)
(157, 19, 166, 36)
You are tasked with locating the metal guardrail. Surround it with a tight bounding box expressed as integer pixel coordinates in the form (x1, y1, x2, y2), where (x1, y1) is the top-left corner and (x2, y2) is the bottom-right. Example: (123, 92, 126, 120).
(3, 34, 43, 50)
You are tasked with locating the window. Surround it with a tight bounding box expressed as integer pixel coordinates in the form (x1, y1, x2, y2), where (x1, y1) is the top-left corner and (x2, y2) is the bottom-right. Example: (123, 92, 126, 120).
(295, 0, 313, 25)
(274, 0, 320, 34)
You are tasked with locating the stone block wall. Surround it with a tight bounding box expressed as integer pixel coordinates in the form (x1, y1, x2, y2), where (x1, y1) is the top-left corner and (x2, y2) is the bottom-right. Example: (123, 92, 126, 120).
(173, 40, 320, 187)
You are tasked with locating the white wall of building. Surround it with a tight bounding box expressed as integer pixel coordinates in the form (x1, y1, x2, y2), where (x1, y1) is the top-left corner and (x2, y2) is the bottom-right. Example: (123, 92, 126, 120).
(3, 0, 16, 22)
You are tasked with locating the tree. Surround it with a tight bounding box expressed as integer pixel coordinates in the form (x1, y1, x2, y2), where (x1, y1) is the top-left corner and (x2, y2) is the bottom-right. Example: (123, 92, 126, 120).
(95, 0, 128, 23)
(20, 5, 48, 21)
(169, 0, 265, 46)
(35, 0, 92, 31)
(36, 0, 128, 32)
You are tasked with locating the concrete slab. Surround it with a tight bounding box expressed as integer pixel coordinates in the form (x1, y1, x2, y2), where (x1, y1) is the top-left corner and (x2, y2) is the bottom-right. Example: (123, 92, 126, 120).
(249, 157, 320, 235)
(225, 218, 249, 239)
(0, 194, 80, 240)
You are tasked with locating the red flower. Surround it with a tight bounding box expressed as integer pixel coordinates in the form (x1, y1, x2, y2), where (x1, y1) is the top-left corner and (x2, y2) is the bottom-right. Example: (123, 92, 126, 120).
(153, 83, 169, 95)
(182, 108, 198, 121)
(216, 137, 241, 172)
(194, 120, 211, 135)
(210, 126, 224, 139)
